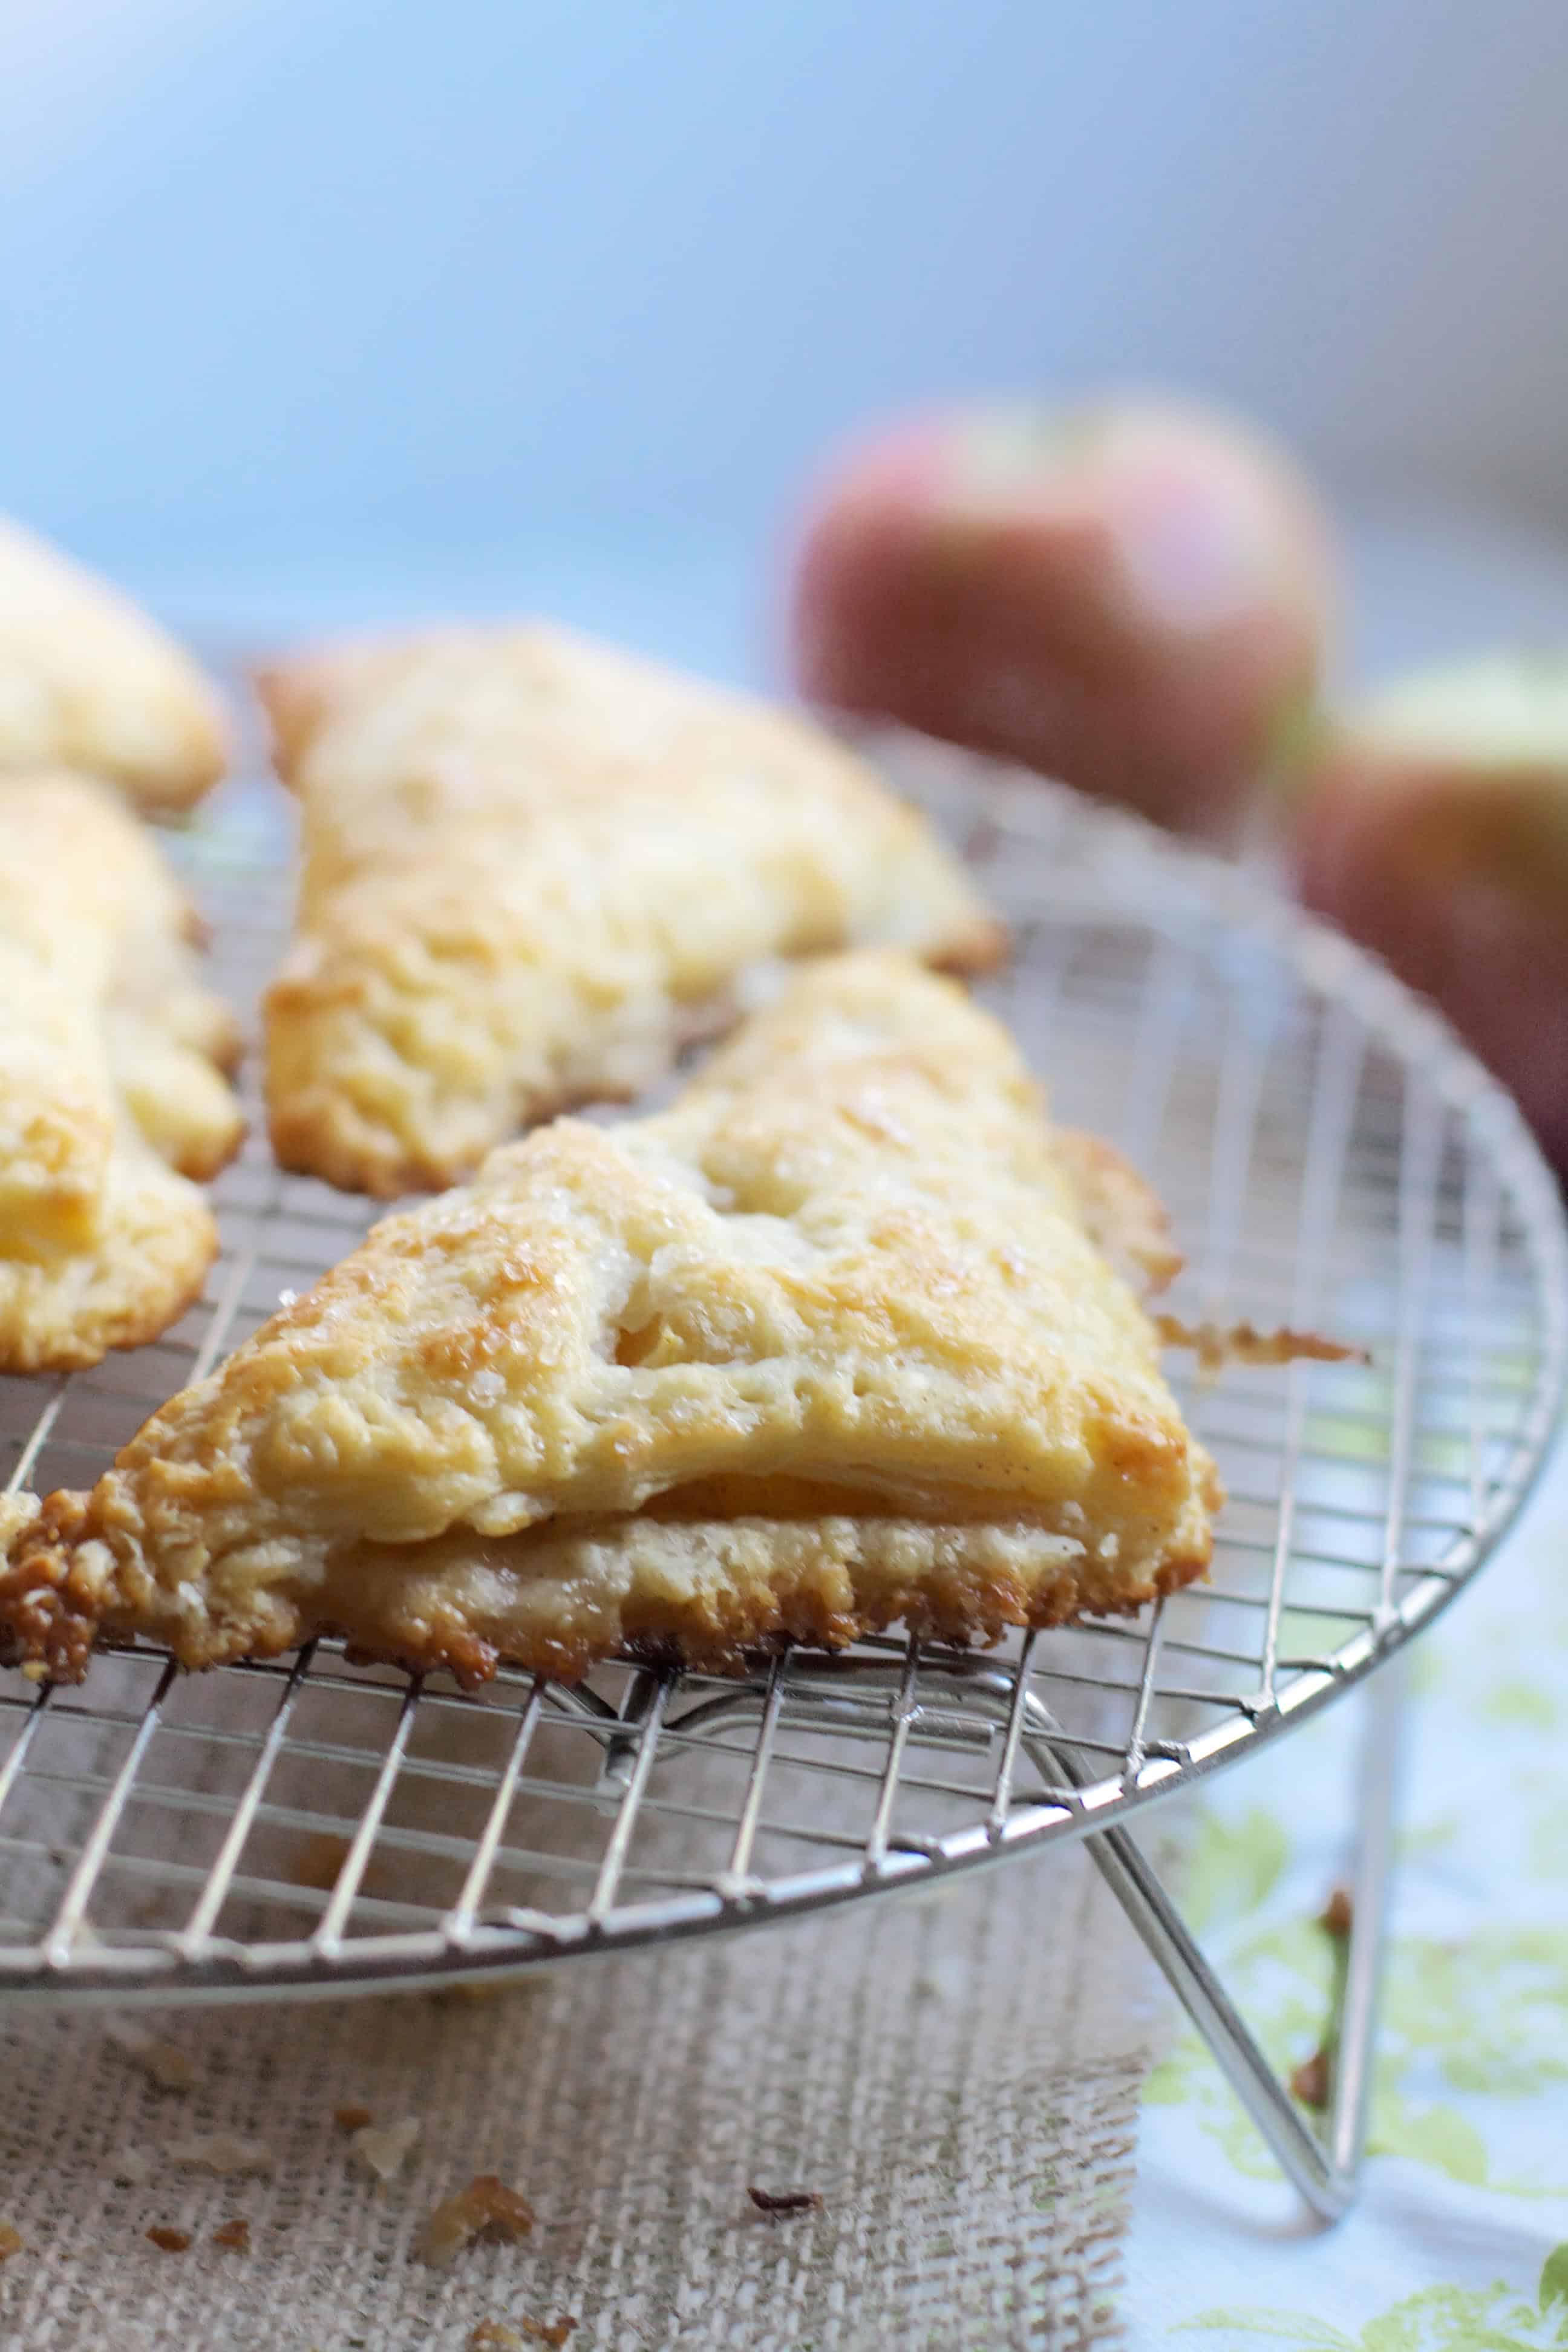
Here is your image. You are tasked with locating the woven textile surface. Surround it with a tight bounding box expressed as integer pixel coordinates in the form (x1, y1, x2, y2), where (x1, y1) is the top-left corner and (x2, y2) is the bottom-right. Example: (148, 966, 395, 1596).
(0, 1840, 1166, 2350)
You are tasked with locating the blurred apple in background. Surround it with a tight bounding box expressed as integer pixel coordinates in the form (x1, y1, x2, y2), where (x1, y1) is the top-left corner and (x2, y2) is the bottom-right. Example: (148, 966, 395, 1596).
(1290, 653, 1568, 1172)
(790, 399, 1336, 840)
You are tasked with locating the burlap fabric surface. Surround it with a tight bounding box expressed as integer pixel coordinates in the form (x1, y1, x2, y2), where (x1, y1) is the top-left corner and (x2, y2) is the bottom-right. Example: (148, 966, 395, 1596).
(0, 1837, 1167, 2351)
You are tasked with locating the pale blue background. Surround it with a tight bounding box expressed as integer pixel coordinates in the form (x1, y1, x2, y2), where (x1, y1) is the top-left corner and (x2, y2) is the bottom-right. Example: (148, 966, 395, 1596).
(2, 0, 1567, 669)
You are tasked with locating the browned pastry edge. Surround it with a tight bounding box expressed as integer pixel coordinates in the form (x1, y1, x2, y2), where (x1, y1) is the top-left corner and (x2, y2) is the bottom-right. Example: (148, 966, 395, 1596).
(207, 1011, 246, 1083)
(0, 1236, 218, 1377)
(0, 1499, 1212, 1690)
(251, 643, 413, 785)
(250, 659, 322, 785)
(172, 1123, 247, 1188)
(1051, 1126, 1183, 1292)
(929, 924, 1012, 978)
(157, 1086, 249, 1185)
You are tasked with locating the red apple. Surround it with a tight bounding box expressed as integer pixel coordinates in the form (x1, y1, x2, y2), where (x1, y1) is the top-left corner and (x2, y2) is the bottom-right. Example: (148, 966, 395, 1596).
(789, 397, 1335, 840)
(1292, 654, 1568, 1171)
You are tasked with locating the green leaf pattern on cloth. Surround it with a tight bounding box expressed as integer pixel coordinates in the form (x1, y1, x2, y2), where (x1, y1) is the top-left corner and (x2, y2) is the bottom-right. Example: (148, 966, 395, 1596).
(1145, 1865, 1568, 2195)
(1179, 2244, 1568, 2348)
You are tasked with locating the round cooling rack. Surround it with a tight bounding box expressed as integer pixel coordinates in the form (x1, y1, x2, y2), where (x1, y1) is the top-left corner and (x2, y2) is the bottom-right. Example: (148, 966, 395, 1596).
(1, 727, 1564, 2045)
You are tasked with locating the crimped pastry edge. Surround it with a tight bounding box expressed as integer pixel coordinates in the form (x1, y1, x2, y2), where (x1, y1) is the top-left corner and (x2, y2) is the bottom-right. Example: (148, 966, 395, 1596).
(0, 1219, 219, 1376)
(0, 1501, 1214, 1688)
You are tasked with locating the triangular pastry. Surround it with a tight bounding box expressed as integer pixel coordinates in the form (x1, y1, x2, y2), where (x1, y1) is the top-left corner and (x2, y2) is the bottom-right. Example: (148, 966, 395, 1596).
(1, 952, 1218, 1683)
(0, 773, 243, 1370)
(0, 518, 227, 812)
(257, 624, 1003, 1196)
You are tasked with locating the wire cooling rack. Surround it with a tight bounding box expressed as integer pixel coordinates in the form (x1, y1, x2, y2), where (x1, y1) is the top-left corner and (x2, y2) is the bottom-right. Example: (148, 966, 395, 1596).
(0, 729, 1564, 2074)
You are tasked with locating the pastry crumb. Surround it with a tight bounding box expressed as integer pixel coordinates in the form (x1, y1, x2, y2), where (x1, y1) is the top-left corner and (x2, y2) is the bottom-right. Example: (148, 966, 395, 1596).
(414, 2175, 535, 2268)
(747, 2186, 823, 2216)
(1155, 1315, 1366, 1376)
(146, 2226, 191, 2253)
(168, 2133, 274, 2177)
(0, 2223, 23, 2260)
(470, 2316, 576, 2349)
(333, 2103, 374, 2134)
(105, 2018, 197, 2091)
(1290, 2048, 1331, 2110)
(211, 2218, 251, 2251)
(350, 2116, 420, 2182)
(1319, 1886, 1354, 1938)
(429, 1979, 515, 2007)
(292, 1833, 351, 1892)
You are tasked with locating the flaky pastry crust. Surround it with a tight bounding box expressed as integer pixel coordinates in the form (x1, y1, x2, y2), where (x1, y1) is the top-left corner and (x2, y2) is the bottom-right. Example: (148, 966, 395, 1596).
(0, 518, 227, 811)
(0, 773, 244, 1370)
(1, 952, 1218, 1682)
(256, 623, 1004, 1195)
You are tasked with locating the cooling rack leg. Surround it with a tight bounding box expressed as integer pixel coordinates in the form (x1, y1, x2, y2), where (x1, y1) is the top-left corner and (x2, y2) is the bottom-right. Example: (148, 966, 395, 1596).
(1080, 1663, 1405, 2226)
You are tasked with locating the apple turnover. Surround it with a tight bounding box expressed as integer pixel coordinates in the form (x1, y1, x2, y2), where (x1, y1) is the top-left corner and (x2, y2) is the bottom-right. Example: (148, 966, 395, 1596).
(0, 773, 243, 1371)
(0, 517, 227, 812)
(1, 952, 1218, 1683)
(257, 623, 1003, 1196)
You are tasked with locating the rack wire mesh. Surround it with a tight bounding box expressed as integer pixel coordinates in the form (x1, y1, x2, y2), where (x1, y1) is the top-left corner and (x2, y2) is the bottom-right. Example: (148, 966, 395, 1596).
(1, 731, 1563, 2007)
